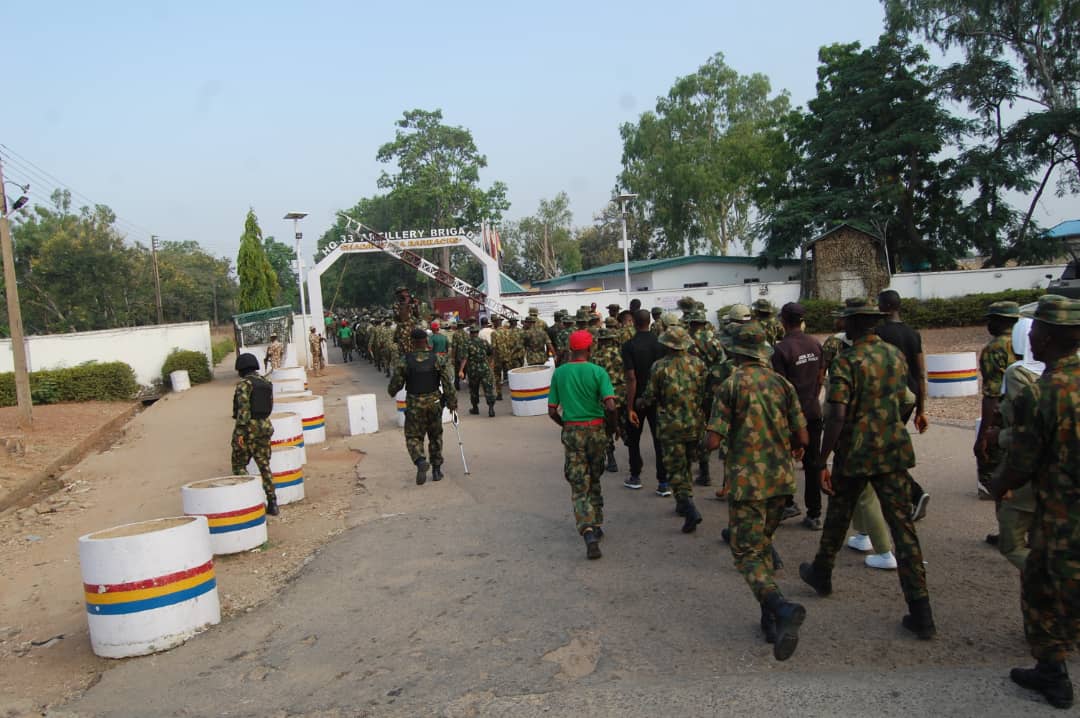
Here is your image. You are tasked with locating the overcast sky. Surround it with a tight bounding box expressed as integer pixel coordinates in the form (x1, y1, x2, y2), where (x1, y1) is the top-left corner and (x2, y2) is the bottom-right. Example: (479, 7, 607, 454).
(2, 0, 1073, 264)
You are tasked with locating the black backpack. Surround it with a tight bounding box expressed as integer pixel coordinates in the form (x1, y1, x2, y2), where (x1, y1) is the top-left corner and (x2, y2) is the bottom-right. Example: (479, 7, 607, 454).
(249, 376, 274, 419)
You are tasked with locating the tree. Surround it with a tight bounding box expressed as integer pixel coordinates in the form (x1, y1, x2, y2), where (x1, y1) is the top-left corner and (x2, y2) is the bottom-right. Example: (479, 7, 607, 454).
(576, 201, 657, 270)
(885, 0, 1080, 181)
(761, 34, 966, 270)
(236, 209, 279, 312)
(262, 236, 299, 308)
(157, 241, 237, 324)
(501, 193, 582, 281)
(376, 109, 509, 294)
(619, 53, 791, 256)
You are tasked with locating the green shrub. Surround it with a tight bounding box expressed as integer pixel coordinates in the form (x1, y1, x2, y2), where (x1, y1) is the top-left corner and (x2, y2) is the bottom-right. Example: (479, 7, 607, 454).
(162, 349, 211, 388)
(801, 289, 1045, 333)
(0, 362, 138, 407)
(211, 337, 235, 366)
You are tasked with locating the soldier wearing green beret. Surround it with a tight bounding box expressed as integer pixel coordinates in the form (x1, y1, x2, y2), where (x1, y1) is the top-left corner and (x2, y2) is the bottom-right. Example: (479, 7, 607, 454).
(991, 295, 1080, 709)
(706, 324, 807, 659)
(974, 301, 1019, 500)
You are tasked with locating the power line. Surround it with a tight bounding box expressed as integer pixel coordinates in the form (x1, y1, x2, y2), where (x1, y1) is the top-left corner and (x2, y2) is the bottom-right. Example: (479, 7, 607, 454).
(0, 144, 158, 239)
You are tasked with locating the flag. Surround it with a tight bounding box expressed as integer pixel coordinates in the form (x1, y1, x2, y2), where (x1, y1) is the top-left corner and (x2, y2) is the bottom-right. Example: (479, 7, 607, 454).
(492, 227, 501, 258)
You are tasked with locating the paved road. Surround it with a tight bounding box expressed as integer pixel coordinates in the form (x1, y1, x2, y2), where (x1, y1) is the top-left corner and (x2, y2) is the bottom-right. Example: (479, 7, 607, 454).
(57, 358, 1069, 717)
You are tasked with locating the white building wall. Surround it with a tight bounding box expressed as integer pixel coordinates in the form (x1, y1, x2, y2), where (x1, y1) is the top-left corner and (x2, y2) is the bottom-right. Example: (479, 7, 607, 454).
(0, 321, 212, 386)
(886, 264, 1060, 299)
(650, 263, 798, 289)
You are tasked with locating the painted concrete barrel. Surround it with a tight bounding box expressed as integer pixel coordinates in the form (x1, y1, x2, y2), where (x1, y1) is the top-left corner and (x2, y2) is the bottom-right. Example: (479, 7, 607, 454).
(181, 476, 268, 555)
(170, 370, 191, 392)
(272, 378, 306, 395)
(276, 390, 313, 399)
(269, 411, 306, 464)
(274, 395, 326, 444)
(508, 366, 553, 417)
(78, 516, 220, 658)
(271, 366, 308, 390)
(395, 389, 407, 428)
(927, 352, 979, 398)
(248, 445, 304, 504)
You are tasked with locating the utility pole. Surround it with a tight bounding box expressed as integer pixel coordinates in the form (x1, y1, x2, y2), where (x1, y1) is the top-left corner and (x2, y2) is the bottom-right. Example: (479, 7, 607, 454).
(150, 234, 163, 324)
(0, 158, 33, 428)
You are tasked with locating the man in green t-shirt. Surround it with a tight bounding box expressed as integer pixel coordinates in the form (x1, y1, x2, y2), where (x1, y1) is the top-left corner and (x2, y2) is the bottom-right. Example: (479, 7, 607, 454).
(338, 320, 354, 363)
(428, 321, 449, 358)
(548, 330, 618, 560)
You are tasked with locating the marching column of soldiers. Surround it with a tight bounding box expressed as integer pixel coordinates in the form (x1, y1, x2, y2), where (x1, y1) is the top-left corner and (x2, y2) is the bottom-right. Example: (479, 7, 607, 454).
(317, 287, 1079, 706)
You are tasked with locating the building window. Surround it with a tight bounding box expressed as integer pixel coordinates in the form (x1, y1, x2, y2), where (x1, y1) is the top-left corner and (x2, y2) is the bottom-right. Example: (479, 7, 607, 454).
(635, 286, 649, 291)
(743, 278, 760, 284)
(683, 281, 707, 288)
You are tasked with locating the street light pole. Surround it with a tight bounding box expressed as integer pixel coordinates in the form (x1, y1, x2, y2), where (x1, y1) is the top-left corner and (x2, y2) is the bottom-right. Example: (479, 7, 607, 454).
(284, 212, 310, 369)
(0, 160, 33, 428)
(616, 193, 638, 308)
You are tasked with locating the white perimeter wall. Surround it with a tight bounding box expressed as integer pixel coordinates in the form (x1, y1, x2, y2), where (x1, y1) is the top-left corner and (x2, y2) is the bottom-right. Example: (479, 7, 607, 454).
(0, 321, 212, 386)
(549, 262, 799, 292)
(887, 264, 1061, 299)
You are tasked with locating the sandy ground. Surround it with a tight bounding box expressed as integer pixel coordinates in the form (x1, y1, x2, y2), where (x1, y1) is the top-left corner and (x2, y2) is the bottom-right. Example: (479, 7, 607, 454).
(0, 360, 362, 715)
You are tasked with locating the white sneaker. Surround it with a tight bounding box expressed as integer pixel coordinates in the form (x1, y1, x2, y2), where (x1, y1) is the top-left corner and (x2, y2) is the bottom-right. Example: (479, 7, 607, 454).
(865, 552, 898, 570)
(847, 533, 872, 552)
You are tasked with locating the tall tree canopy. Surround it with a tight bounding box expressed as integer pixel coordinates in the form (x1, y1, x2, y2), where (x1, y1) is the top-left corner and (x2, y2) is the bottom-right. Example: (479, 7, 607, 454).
(761, 34, 966, 270)
(236, 209, 279, 312)
(619, 53, 791, 256)
(262, 235, 299, 308)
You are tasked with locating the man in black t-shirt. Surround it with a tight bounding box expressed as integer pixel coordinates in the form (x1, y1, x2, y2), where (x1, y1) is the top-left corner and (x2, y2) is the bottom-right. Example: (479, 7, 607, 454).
(772, 303, 824, 528)
(876, 290, 930, 521)
(622, 309, 668, 493)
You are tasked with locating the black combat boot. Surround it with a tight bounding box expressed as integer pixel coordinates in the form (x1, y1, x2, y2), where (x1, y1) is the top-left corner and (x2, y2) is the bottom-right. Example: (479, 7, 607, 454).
(583, 529, 602, 560)
(765, 593, 806, 661)
(694, 460, 711, 486)
(760, 604, 778, 644)
(605, 447, 617, 473)
(675, 496, 690, 517)
(265, 495, 280, 516)
(901, 597, 936, 640)
(798, 562, 832, 596)
(469, 404, 480, 415)
(415, 457, 429, 485)
(487, 403, 495, 417)
(1011, 661, 1074, 709)
(431, 466, 443, 482)
(681, 500, 702, 533)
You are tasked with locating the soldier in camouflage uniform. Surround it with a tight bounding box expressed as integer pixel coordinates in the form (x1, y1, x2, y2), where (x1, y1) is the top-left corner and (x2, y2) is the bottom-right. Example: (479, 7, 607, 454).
(637, 326, 707, 533)
(392, 286, 421, 354)
(617, 310, 636, 346)
(451, 319, 470, 390)
(506, 316, 525, 369)
(528, 306, 549, 333)
(706, 324, 808, 660)
(490, 315, 512, 400)
(308, 327, 326, 376)
(546, 310, 563, 347)
(555, 313, 575, 366)
(459, 325, 496, 416)
(264, 333, 285, 373)
(592, 326, 626, 473)
(688, 310, 726, 486)
(799, 298, 936, 641)
(676, 295, 696, 322)
(522, 315, 554, 365)
(650, 306, 665, 335)
(751, 298, 784, 345)
(990, 295, 1080, 710)
(974, 301, 1019, 500)
(548, 329, 618, 560)
(389, 328, 457, 485)
(231, 353, 278, 515)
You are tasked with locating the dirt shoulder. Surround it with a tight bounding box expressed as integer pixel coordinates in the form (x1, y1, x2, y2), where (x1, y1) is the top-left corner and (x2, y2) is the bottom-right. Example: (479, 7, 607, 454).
(0, 360, 364, 716)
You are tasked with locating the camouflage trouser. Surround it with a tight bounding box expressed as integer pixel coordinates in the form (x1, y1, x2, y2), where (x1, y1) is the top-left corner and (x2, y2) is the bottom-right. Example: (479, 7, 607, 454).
(660, 438, 697, 500)
(813, 470, 928, 602)
(562, 424, 606, 534)
(524, 350, 547, 366)
(311, 348, 324, 373)
(494, 360, 509, 396)
(1022, 545, 1080, 662)
(468, 368, 496, 406)
(977, 442, 1005, 489)
(231, 424, 276, 502)
(997, 483, 1036, 570)
(404, 393, 445, 467)
(698, 397, 714, 467)
(729, 496, 788, 603)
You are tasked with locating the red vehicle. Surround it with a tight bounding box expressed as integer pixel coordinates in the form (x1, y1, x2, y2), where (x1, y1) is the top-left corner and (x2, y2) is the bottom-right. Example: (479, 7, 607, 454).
(433, 296, 481, 324)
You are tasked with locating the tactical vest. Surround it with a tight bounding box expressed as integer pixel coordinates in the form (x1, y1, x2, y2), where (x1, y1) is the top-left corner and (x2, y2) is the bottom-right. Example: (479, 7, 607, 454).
(405, 353, 439, 395)
(249, 376, 274, 419)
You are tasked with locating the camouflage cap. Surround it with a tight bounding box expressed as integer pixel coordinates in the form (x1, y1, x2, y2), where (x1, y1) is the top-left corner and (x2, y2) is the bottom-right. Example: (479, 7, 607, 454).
(687, 309, 707, 324)
(658, 325, 692, 351)
(606, 303, 621, 310)
(598, 327, 618, 340)
(729, 324, 773, 362)
(468, 325, 480, 333)
(1022, 294, 1080, 326)
(676, 296, 696, 310)
(651, 306, 664, 316)
(561, 313, 575, 324)
(661, 311, 682, 327)
(841, 297, 886, 317)
(604, 317, 619, 328)
(528, 307, 539, 315)
(728, 304, 752, 322)
(575, 310, 590, 323)
(985, 300, 1020, 318)
(751, 298, 775, 315)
